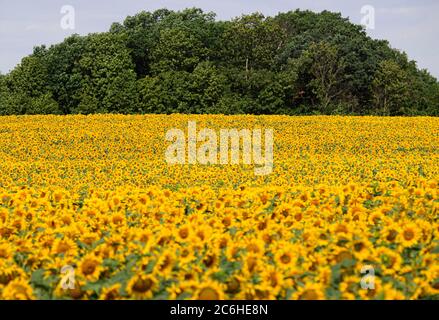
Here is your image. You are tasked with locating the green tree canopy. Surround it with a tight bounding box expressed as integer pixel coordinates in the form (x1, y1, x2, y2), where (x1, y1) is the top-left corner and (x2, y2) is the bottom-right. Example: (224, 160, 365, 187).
(0, 8, 437, 116)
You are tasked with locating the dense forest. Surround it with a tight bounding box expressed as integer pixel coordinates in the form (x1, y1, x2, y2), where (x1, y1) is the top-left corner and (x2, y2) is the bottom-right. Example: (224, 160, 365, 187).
(1, 8, 438, 116)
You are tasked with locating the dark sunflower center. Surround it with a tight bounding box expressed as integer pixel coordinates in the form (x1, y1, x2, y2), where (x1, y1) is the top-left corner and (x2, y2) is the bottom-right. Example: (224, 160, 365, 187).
(133, 278, 153, 293)
(198, 287, 219, 300)
(280, 254, 291, 264)
(403, 230, 415, 241)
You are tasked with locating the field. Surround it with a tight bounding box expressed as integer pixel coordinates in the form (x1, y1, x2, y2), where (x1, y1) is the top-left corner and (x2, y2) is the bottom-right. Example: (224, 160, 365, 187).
(0, 114, 437, 300)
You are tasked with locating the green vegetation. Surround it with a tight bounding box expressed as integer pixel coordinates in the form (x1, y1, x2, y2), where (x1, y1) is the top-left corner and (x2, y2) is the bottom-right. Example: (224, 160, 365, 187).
(1, 8, 438, 115)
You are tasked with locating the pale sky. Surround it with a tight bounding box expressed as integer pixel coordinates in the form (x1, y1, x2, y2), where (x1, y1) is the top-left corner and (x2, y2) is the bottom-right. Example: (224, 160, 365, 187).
(1, 0, 438, 78)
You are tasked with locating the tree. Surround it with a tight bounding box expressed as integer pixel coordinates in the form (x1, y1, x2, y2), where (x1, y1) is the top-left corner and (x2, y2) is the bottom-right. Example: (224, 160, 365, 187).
(1, 8, 438, 116)
(222, 13, 284, 77)
(43, 35, 86, 114)
(109, 9, 169, 77)
(189, 61, 227, 112)
(112, 8, 219, 77)
(301, 42, 347, 113)
(137, 71, 193, 114)
(371, 60, 409, 115)
(72, 33, 138, 114)
(6, 54, 61, 114)
(0, 74, 12, 115)
(404, 67, 439, 115)
(138, 62, 227, 114)
(150, 27, 206, 74)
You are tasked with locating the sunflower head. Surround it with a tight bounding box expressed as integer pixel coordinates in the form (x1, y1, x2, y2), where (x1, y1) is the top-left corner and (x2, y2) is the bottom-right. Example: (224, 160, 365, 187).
(293, 283, 324, 300)
(399, 223, 420, 247)
(1, 278, 35, 300)
(78, 254, 103, 281)
(195, 280, 225, 300)
(99, 284, 121, 300)
(127, 274, 157, 299)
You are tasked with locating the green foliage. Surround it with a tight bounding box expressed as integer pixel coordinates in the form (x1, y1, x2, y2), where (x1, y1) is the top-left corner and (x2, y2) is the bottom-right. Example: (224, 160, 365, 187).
(221, 13, 284, 72)
(71, 33, 138, 114)
(1, 54, 62, 115)
(43, 35, 86, 114)
(371, 60, 410, 115)
(150, 27, 205, 74)
(0, 74, 12, 115)
(301, 41, 348, 113)
(1, 8, 438, 116)
(138, 62, 227, 114)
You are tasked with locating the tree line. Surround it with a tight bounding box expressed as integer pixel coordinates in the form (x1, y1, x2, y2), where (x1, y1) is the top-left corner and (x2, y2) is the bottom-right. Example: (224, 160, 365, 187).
(1, 8, 438, 116)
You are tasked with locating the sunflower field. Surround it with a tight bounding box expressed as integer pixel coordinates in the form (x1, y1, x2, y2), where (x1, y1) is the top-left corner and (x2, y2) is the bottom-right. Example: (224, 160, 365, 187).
(0, 114, 437, 300)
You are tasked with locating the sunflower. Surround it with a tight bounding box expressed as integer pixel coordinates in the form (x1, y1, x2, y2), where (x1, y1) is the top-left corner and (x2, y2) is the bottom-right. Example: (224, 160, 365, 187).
(274, 245, 297, 270)
(260, 266, 284, 295)
(52, 237, 78, 256)
(1, 278, 35, 300)
(380, 224, 399, 244)
(127, 274, 157, 299)
(274, 203, 294, 219)
(252, 284, 276, 300)
(174, 224, 192, 243)
(331, 247, 355, 264)
(242, 252, 261, 275)
(358, 278, 382, 300)
(316, 229, 331, 246)
(194, 280, 225, 300)
(78, 254, 103, 281)
(316, 266, 332, 287)
(382, 284, 405, 300)
(193, 225, 212, 243)
(167, 282, 185, 300)
(156, 249, 177, 276)
(202, 250, 219, 269)
(53, 279, 87, 300)
(110, 212, 125, 226)
(225, 275, 243, 296)
(52, 190, 64, 203)
(292, 283, 325, 300)
(213, 199, 225, 211)
(398, 222, 421, 247)
(110, 195, 122, 210)
(244, 237, 265, 255)
(80, 232, 99, 246)
(167, 279, 199, 300)
(368, 211, 384, 226)
(351, 239, 372, 261)
(99, 284, 121, 300)
(417, 220, 433, 243)
(194, 201, 207, 214)
(212, 233, 231, 250)
(376, 247, 402, 275)
(331, 222, 353, 240)
(134, 228, 153, 245)
(177, 264, 203, 283)
(339, 275, 361, 300)
(422, 253, 437, 268)
(0, 242, 12, 259)
(175, 245, 196, 265)
(421, 265, 439, 296)
(0, 265, 23, 286)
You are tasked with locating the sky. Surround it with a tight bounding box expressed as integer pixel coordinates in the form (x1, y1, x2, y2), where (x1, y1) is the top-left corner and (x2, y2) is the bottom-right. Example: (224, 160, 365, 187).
(1, 0, 438, 78)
